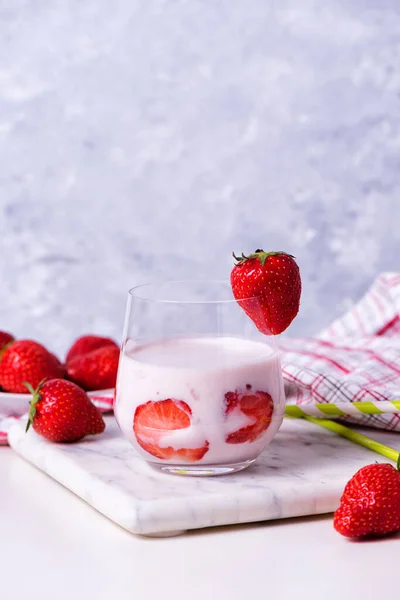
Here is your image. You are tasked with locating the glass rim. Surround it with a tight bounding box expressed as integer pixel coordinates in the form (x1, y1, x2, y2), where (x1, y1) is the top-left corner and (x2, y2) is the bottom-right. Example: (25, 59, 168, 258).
(128, 279, 259, 305)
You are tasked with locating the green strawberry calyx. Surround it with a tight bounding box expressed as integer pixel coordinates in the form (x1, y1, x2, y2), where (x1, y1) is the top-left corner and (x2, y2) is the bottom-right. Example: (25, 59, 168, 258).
(232, 249, 295, 268)
(25, 379, 47, 433)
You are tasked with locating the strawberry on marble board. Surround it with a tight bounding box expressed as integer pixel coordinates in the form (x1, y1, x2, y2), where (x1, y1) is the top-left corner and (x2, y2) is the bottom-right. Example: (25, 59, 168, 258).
(26, 378, 105, 443)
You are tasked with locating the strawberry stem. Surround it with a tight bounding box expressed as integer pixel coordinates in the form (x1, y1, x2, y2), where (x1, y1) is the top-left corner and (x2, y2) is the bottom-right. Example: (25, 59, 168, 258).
(232, 249, 295, 267)
(24, 382, 35, 395)
(24, 380, 46, 433)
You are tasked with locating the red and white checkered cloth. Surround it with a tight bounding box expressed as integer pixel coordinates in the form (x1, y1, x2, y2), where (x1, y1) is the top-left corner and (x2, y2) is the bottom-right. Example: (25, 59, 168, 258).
(1, 272, 399, 445)
(280, 272, 400, 431)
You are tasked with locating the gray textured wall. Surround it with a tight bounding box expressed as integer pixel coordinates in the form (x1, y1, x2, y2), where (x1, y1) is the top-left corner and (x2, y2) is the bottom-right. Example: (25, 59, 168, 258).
(1, 0, 399, 355)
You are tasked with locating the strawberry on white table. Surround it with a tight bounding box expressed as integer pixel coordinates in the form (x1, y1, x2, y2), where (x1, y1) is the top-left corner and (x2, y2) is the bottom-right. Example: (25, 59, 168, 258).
(334, 463, 400, 538)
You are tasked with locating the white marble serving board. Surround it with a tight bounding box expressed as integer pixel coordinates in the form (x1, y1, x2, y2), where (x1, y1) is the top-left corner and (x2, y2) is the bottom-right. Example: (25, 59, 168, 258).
(8, 416, 400, 537)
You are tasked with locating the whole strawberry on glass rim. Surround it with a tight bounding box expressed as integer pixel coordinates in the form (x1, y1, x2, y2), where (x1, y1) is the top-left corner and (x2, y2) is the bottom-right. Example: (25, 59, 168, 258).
(231, 249, 301, 335)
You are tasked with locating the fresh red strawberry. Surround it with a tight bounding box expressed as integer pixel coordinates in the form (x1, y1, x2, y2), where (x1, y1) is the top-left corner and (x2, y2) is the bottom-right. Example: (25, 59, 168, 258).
(224, 388, 274, 444)
(334, 463, 400, 538)
(0, 331, 14, 353)
(133, 399, 209, 462)
(26, 379, 105, 442)
(0, 340, 65, 393)
(66, 345, 119, 391)
(66, 334, 118, 364)
(231, 249, 301, 335)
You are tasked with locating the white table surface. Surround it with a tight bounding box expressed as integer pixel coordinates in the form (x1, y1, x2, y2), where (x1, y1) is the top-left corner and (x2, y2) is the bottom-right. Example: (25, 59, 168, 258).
(2, 446, 398, 600)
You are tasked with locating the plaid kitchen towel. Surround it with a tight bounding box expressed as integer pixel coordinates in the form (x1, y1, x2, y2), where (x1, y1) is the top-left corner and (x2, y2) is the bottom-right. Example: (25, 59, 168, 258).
(280, 272, 400, 431)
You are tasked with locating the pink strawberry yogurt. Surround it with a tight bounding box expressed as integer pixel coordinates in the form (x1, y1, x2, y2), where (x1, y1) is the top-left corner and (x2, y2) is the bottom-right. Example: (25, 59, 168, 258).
(114, 336, 285, 472)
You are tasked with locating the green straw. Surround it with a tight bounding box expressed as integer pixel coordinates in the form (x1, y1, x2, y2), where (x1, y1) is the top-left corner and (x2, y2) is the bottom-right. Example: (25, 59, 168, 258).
(285, 400, 400, 418)
(288, 414, 400, 469)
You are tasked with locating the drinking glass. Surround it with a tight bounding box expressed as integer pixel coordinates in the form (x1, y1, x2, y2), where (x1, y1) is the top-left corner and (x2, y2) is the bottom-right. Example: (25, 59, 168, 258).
(114, 280, 285, 476)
